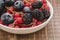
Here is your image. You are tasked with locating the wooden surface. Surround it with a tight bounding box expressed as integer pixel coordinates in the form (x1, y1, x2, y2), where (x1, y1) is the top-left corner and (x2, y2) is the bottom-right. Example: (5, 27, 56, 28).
(0, 0, 60, 40)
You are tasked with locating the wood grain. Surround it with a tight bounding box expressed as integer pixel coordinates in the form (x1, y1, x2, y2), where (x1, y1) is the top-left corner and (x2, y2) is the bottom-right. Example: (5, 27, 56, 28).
(0, 0, 60, 40)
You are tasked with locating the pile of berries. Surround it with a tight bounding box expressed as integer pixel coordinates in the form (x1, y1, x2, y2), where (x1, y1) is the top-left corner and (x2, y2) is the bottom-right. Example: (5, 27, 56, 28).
(0, 0, 50, 28)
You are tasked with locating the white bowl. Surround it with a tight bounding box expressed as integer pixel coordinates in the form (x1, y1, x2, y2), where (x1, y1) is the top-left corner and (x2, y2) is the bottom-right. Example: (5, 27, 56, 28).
(0, 0, 53, 34)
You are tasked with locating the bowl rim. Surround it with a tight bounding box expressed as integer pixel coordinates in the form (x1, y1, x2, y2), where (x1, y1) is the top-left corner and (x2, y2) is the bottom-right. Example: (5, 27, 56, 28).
(0, 0, 53, 30)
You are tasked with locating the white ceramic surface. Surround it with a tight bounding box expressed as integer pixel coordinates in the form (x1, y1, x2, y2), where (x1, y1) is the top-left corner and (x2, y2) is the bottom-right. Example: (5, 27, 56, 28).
(0, 0, 53, 34)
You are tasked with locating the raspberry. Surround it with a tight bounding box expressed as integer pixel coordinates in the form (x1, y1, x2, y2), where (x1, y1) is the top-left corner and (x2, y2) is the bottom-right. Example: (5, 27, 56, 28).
(14, 13, 20, 17)
(0, 21, 3, 24)
(45, 6, 50, 10)
(16, 17, 23, 24)
(41, 0, 46, 3)
(24, 2, 30, 7)
(32, 18, 37, 22)
(42, 3, 47, 7)
(37, 21, 42, 25)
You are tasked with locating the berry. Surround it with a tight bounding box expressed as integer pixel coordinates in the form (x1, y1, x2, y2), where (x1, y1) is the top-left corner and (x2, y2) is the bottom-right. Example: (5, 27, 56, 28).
(37, 21, 42, 25)
(0, 0, 5, 16)
(16, 17, 23, 24)
(4, 0, 15, 7)
(23, 6, 32, 13)
(14, 1, 24, 11)
(31, 1, 43, 9)
(23, 13, 33, 25)
(32, 9, 44, 21)
(14, 13, 20, 17)
(1, 13, 14, 24)
(42, 9, 50, 18)
(41, 0, 46, 3)
(32, 18, 37, 22)
(24, 2, 30, 7)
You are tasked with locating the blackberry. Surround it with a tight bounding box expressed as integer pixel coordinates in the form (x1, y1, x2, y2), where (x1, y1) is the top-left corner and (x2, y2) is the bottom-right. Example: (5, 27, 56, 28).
(31, 1, 43, 9)
(23, 7, 32, 13)
(32, 9, 44, 21)
(1, 13, 14, 24)
(3, 0, 15, 7)
(42, 9, 50, 18)
(23, 13, 33, 25)
(14, 1, 24, 11)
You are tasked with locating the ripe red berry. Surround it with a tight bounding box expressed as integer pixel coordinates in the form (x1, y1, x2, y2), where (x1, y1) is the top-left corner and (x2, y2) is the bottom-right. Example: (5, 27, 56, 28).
(16, 17, 23, 24)
(32, 18, 37, 22)
(37, 21, 42, 25)
(24, 2, 30, 7)
(41, 0, 46, 3)
(0, 21, 2, 24)
(45, 6, 50, 10)
(14, 13, 20, 17)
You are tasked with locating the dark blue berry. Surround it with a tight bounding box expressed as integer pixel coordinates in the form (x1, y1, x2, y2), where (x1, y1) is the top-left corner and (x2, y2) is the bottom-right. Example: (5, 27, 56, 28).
(14, 1, 24, 11)
(32, 9, 44, 21)
(31, 1, 43, 9)
(3, 0, 15, 7)
(1, 13, 14, 24)
(23, 13, 33, 25)
(0, 0, 6, 16)
(23, 7, 32, 13)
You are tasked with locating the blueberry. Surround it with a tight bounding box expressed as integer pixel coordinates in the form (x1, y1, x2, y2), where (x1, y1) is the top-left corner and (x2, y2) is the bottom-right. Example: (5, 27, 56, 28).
(1, 13, 14, 24)
(3, 0, 15, 7)
(14, 1, 24, 11)
(23, 13, 33, 25)
(31, 1, 43, 9)
(0, 0, 5, 16)
(42, 9, 50, 18)
(32, 9, 44, 21)
(23, 7, 32, 13)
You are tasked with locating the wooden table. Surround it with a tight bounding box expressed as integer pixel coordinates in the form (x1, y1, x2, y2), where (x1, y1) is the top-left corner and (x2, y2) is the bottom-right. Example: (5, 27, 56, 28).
(0, 0, 60, 40)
